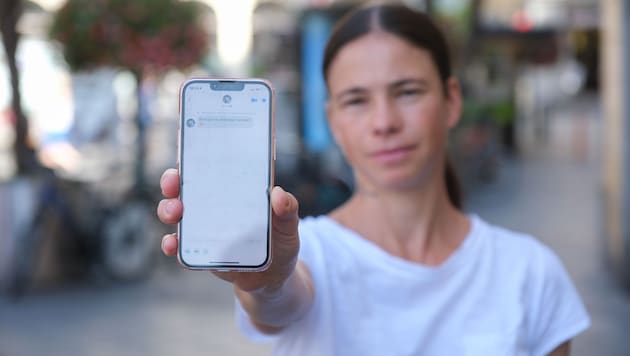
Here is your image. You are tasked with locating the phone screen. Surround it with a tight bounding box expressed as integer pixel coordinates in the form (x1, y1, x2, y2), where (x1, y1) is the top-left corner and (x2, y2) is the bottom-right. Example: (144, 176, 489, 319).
(178, 79, 273, 269)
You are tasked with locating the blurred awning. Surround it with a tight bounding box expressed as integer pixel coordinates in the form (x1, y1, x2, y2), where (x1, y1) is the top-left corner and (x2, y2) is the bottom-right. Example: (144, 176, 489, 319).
(479, 0, 598, 32)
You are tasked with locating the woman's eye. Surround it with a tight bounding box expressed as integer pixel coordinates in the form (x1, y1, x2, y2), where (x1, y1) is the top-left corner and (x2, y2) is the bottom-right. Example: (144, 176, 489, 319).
(397, 88, 421, 97)
(343, 98, 366, 106)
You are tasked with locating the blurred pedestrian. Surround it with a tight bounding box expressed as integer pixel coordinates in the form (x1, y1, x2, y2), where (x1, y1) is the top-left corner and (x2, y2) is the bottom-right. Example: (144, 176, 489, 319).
(157, 3, 589, 355)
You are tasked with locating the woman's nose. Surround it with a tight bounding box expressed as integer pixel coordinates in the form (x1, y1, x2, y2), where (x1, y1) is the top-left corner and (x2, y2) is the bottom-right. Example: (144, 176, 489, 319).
(370, 97, 403, 136)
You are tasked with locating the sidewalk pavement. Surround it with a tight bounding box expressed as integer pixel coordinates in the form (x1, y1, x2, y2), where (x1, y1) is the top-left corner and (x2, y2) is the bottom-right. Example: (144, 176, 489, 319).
(0, 264, 272, 356)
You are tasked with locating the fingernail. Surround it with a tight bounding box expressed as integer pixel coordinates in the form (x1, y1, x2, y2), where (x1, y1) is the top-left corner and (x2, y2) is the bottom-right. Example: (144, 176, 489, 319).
(164, 200, 175, 215)
(162, 168, 176, 183)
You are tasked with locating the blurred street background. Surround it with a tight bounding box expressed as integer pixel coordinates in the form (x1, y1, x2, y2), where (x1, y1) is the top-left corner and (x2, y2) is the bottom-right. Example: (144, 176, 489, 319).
(1, 0, 629, 355)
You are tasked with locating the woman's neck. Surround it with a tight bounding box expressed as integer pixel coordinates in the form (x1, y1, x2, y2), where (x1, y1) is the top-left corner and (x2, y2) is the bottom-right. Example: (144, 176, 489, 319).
(329, 177, 470, 266)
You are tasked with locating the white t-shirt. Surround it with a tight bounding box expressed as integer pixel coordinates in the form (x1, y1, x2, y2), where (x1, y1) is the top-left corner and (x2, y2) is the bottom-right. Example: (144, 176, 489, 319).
(236, 215, 590, 356)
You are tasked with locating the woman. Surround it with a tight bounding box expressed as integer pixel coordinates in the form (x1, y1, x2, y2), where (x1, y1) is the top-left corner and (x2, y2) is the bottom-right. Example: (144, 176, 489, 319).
(157, 4, 589, 355)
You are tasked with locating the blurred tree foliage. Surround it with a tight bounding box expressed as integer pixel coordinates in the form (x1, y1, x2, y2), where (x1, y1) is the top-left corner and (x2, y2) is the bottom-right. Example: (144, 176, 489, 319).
(49, 0, 208, 73)
(461, 99, 515, 127)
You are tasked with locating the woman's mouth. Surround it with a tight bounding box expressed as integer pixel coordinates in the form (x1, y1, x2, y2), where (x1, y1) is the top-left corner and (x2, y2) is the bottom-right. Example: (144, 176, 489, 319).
(369, 144, 417, 164)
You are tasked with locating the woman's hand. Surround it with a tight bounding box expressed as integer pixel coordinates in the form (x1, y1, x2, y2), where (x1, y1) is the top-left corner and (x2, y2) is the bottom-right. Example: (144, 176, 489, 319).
(157, 168, 301, 293)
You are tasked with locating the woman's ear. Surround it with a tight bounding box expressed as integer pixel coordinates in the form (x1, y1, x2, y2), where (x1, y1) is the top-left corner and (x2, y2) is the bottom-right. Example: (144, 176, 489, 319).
(444, 77, 462, 129)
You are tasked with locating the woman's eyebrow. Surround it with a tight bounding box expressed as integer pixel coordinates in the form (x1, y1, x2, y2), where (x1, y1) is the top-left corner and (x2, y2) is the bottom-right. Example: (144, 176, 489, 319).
(335, 87, 367, 101)
(334, 78, 428, 101)
(389, 78, 429, 88)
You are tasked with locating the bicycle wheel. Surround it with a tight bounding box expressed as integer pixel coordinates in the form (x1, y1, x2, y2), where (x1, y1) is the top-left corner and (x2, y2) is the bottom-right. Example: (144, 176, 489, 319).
(101, 200, 159, 281)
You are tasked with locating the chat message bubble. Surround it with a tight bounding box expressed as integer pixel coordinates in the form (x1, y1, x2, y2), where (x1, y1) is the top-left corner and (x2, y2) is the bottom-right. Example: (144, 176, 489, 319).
(196, 115, 253, 128)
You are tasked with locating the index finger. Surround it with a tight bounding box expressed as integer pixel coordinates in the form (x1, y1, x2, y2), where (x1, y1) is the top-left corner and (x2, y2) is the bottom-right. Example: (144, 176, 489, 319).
(160, 168, 180, 198)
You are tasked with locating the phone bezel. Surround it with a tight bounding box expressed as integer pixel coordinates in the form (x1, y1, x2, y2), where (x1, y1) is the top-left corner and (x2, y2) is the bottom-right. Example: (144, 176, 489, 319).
(177, 78, 275, 272)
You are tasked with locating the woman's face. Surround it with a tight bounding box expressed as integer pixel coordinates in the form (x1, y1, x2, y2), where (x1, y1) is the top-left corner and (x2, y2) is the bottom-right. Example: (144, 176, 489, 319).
(326, 31, 461, 191)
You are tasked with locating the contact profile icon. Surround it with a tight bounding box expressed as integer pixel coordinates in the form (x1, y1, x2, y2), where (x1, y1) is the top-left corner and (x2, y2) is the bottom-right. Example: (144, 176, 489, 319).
(186, 118, 196, 127)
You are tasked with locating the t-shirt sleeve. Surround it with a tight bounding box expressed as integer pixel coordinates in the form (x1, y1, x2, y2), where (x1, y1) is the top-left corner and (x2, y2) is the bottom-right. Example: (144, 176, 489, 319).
(234, 217, 322, 343)
(527, 243, 590, 356)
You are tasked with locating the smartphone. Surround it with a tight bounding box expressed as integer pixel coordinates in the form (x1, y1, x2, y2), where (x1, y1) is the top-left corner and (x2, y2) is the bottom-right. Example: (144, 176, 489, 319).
(177, 78, 275, 271)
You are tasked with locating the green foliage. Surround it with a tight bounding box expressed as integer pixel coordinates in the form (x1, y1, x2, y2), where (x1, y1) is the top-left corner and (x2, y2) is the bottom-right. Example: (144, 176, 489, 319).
(461, 99, 515, 127)
(50, 0, 208, 72)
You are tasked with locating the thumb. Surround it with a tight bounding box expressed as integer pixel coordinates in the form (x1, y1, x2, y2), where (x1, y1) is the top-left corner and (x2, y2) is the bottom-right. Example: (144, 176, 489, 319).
(270, 186, 299, 241)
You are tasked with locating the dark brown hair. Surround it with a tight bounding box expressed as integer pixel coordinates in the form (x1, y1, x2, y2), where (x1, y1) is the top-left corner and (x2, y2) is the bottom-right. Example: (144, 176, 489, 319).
(322, 3, 462, 209)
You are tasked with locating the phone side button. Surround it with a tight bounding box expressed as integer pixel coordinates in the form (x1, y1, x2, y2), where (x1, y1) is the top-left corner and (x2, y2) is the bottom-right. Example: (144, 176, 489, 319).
(273, 138, 277, 161)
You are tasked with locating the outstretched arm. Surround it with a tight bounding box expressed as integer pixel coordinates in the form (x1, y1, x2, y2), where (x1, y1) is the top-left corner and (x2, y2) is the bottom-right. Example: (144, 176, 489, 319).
(157, 168, 314, 333)
(548, 341, 570, 356)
